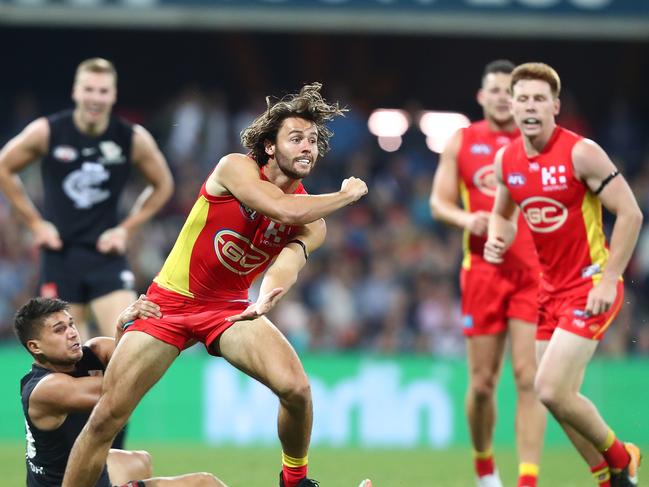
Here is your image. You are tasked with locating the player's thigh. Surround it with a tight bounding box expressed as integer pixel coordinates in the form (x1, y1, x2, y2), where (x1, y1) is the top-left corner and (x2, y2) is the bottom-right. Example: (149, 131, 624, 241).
(509, 318, 538, 372)
(216, 316, 307, 394)
(143, 473, 226, 487)
(107, 449, 151, 486)
(536, 328, 597, 394)
(102, 331, 179, 416)
(90, 289, 138, 336)
(465, 332, 507, 383)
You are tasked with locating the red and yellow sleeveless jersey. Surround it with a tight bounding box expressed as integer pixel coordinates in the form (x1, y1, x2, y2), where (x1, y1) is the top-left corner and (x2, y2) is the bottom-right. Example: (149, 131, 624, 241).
(501, 126, 610, 295)
(154, 168, 306, 301)
(457, 120, 537, 271)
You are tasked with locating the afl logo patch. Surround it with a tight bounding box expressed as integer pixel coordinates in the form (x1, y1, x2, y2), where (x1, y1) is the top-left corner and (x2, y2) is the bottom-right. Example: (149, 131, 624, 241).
(470, 143, 491, 155)
(521, 196, 568, 233)
(53, 145, 78, 163)
(507, 173, 526, 187)
(473, 165, 497, 197)
(214, 230, 270, 275)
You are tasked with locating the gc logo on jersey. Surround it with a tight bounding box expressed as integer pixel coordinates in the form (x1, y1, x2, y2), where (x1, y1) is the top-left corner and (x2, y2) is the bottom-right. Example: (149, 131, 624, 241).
(473, 165, 497, 197)
(214, 230, 270, 275)
(520, 196, 568, 233)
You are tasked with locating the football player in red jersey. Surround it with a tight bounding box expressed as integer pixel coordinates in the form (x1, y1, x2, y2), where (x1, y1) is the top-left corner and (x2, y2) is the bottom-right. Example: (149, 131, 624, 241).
(62, 83, 368, 487)
(431, 60, 545, 487)
(486, 63, 642, 487)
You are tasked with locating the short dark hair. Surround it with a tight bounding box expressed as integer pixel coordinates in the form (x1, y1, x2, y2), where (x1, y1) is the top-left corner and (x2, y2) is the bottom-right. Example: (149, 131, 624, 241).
(240, 82, 347, 167)
(14, 298, 70, 351)
(482, 59, 516, 81)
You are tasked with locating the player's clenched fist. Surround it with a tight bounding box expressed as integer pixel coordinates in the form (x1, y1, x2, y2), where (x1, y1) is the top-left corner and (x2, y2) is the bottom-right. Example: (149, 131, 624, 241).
(483, 236, 506, 264)
(340, 176, 368, 201)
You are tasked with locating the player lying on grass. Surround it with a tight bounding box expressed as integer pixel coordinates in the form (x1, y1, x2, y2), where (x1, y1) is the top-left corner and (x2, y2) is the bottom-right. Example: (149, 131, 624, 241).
(16, 295, 226, 487)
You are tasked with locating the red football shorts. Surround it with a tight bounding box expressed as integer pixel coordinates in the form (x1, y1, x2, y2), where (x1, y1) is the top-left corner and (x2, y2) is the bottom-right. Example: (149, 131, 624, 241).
(460, 262, 539, 337)
(536, 280, 624, 341)
(124, 282, 248, 355)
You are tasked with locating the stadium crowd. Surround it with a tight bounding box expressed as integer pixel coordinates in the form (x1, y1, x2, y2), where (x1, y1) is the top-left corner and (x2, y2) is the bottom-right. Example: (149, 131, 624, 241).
(1, 86, 648, 356)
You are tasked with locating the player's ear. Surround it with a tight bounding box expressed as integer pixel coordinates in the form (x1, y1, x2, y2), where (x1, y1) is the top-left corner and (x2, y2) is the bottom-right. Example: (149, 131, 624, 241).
(264, 139, 275, 156)
(27, 339, 42, 357)
(476, 89, 485, 108)
(553, 98, 561, 116)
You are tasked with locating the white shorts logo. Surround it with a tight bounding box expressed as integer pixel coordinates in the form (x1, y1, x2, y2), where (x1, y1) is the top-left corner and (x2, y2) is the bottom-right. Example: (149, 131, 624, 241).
(521, 196, 568, 233)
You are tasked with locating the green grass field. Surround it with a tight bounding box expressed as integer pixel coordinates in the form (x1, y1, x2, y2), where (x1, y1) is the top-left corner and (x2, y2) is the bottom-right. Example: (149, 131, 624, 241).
(2, 441, 642, 486)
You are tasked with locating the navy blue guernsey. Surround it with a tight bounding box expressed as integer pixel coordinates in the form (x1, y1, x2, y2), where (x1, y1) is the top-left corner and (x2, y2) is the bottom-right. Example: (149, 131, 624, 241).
(20, 346, 110, 487)
(42, 110, 134, 246)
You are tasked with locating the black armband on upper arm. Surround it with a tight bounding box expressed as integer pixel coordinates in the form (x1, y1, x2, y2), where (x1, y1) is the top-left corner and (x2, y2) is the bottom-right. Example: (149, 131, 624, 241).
(594, 170, 620, 195)
(287, 239, 308, 261)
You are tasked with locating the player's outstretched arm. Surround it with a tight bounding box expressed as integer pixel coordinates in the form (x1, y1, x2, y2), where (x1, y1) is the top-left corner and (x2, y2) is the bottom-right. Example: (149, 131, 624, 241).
(430, 129, 490, 236)
(485, 148, 518, 264)
(226, 218, 326, 322)
(0, 118, 62, 249)
(573, 139, 643, 315)
(209, 154, 367, 225)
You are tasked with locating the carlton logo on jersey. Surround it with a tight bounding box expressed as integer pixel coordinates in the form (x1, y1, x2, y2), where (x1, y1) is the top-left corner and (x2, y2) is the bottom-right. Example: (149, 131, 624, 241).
(520, 196, 568, 233)
(472, 165, 497, 197)
(214, 230, 270, 275)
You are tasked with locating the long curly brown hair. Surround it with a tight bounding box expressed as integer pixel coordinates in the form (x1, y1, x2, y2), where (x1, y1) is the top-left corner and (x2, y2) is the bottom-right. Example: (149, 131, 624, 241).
(241, 82, 347, 167)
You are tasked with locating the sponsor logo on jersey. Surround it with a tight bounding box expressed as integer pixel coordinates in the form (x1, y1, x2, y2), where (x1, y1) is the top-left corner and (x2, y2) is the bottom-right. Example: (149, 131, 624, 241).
(470, 143, 492, 155)
(507, 172, 526, 187)
(81, 147, 97, 157)
(541, 164, 568, 191)
(53, 145, 78, 163)
(98, 140, 125, 164)
(528, 161, 540, 172)
(472, 165, 497, 197)
(214, 230, 270, 275)
(520, 196, 568, 233)
(239, 203, 258, 221)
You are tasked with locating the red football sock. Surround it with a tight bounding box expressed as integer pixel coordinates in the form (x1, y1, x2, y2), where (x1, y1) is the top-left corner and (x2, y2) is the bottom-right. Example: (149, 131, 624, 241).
(282, 453, 308, 487)
(518, 463, 539, 487)
(600, 431, 630, 471)
(590, 460, 611, 487)
(474, 449, 495, 477)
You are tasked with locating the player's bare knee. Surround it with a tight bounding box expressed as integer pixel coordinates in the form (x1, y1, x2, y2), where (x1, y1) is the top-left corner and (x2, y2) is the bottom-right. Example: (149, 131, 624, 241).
(87, 404, 124, 442)
(513, 364, 536, 393)
(278, 379, 311, 409)
(469, 375, 497, 402)
(133, 450, 153, 478)
(534, 378, 564, 414)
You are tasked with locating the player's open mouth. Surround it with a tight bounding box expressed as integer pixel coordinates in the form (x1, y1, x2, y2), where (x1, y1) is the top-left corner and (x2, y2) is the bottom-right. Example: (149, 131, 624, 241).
(70, 343, 80, 351)
(295, 158, 312, 167)
(523, 118, 541, 126)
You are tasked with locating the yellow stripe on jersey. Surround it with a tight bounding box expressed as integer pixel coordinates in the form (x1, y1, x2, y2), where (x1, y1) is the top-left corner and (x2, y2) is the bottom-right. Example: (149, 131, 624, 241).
(459, 180, 472, 270)
(154, 195, 211, 298)
(581, 191, 610, 286)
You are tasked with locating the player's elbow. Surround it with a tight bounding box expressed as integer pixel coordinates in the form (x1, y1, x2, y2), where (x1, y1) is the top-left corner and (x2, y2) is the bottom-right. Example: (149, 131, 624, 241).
(274, 204, 311, 226)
